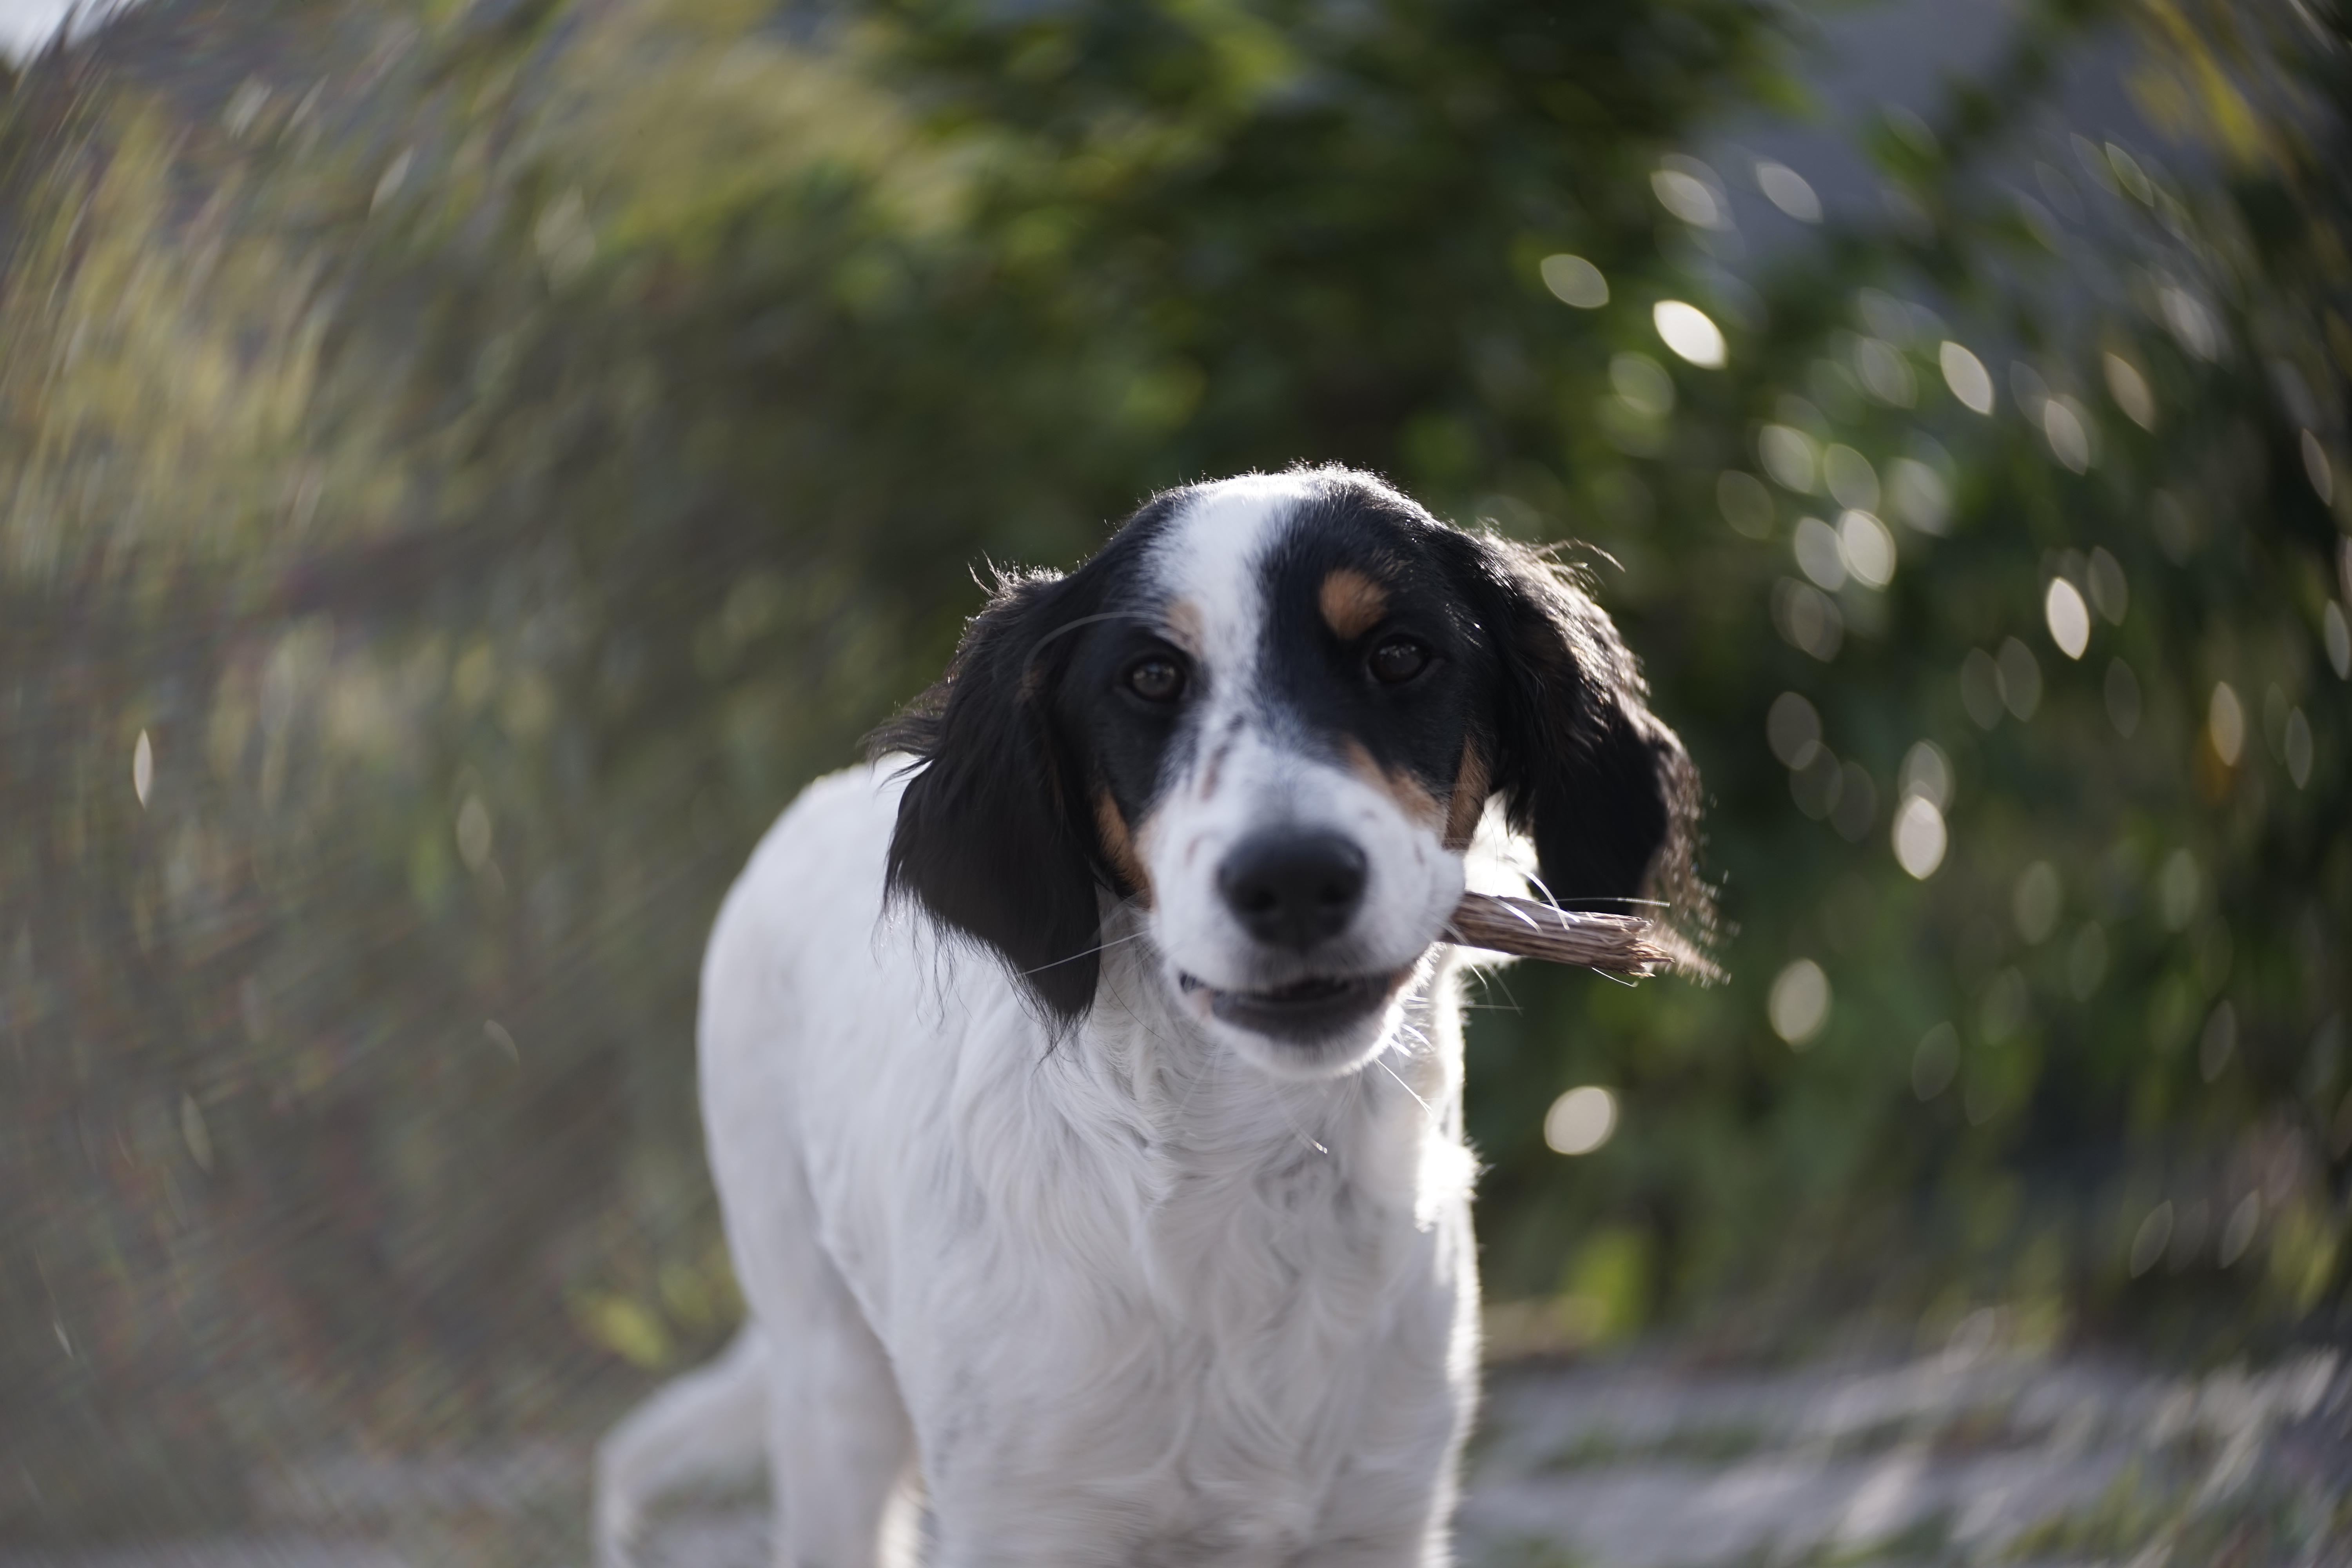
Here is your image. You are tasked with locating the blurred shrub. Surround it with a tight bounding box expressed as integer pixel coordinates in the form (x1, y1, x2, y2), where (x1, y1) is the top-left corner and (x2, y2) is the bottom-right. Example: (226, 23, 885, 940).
(1, 0, 2347, 1537)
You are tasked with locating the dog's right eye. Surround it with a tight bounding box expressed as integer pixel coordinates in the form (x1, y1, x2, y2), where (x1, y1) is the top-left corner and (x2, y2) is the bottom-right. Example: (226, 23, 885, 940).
(1126, 657, 1186, 703)
(1369, 637, 1432, 686)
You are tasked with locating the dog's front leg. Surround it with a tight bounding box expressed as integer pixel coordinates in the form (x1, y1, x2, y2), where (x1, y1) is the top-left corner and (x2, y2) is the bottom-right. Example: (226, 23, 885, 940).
(758, 1263, 921, 1568)
(1289, 1521, 1456, 1568)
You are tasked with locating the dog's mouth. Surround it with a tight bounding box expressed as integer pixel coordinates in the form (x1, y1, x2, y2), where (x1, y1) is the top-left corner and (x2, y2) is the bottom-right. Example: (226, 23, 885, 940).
(1178, 969, 1404, 1044)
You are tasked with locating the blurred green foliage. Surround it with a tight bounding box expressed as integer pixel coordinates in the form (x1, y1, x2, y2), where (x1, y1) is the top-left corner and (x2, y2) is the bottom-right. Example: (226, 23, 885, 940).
(2, 0, 2348, 1539)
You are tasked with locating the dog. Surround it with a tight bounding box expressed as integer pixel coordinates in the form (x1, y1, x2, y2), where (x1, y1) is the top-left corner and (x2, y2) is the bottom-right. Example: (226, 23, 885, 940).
(593, 466, 1703, 1567)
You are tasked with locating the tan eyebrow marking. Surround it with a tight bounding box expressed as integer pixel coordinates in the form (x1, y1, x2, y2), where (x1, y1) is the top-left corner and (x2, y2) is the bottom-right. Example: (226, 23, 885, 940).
(1163, 597, 1205, 657)
(1443, 741, 1490, 851)
(1319, 568, 1389, 641)
(1094, 788, 1154, 907)
(1342, 738, 1443, 831)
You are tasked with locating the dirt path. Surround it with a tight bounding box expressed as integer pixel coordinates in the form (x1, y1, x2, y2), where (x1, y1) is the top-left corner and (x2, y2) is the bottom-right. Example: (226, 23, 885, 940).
(6, 1341, 2346, 1567)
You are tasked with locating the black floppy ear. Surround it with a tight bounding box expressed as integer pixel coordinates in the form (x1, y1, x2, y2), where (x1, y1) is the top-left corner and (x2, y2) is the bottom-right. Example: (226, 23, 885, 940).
(1460, 535, 1712, 947)
(869, 571, 1105, 1028)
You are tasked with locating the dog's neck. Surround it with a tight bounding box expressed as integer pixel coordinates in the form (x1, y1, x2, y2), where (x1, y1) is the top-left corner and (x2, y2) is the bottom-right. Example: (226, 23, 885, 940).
(1069, 900, 1470, 1234)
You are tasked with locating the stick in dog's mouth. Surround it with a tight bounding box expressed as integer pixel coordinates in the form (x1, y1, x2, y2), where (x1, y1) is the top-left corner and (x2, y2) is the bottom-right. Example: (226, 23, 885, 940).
(1440, 892, 1718, 982)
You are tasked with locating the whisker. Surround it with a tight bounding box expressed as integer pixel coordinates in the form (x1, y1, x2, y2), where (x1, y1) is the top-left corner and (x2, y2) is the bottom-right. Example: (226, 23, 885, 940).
(1013, 926, 1155, 978)
(1376, 1056, 1433, 1115)
(1513, 870, 1667, 914)
(1266, 1076, 1330, 1156)
(1019, 609, 1166, 686)
(1467, 965, 1523, 1016)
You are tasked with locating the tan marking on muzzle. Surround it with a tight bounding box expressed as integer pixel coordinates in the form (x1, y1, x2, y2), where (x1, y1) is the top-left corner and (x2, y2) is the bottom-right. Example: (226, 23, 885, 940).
(1342, 738, 1444, 832)
(1318, 568, 1389, 641)
(1443, 740, 1490, 851)
(1094, 789, 1154, 906)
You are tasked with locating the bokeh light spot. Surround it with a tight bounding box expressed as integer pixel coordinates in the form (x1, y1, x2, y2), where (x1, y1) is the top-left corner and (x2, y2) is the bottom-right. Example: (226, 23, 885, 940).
(1912, 1022, 1959, 1100)
(1651, 168, 1724, 229)
(1539, 253, 1608, 309)
(1838, 510, 1895, 589)
(1653, 301, 1725, 367)
(1892, 795, 1947, 879)
(2103, 353, 2156, 430)
(2106, 141, 2153, 202)
(1822, 445, 1879, 512)
(1997, 638, 2042, 720)
(1609, 352, 1675, 416)
(1790, 745, 1843, 820)
(2087, 548, 2128, 623)
(1759, 425, 1819, 492)
(2285, 707, 2312, 788)
(2207, 681, 2244, 766)
(132, 728, 152, 808)
(1961, 649, 2005, 729)
(1766, 691, 1822, 768)
(1755, 160, 1821, 221)
(2130, 1203, 2174, 1278)
(2043, 578, 2089, 659)
(1544, 1086, 1618, 1156)
(1853, 338, 1915, 406)
(1717, 470, 1773, 538)
(1829, 760, 1877, 842)
(2042, 397, 2092, 473)
(1886, 458, 1950, 534)
(1768, 958, 1831, 1046)
(1771, 579, 1844, 661)
(1898, 741, 1953, 810)
(2160, 286, 2222, 359)
(1939, 341, 1994, 413)
(2219, 1193, 2261, 1267)
(2302, 429, 2334, 503)
(1793, 515, 1846, 591)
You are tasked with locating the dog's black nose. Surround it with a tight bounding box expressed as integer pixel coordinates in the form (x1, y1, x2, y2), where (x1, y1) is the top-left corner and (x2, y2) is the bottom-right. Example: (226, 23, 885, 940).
(1217, 830, 1368, 950)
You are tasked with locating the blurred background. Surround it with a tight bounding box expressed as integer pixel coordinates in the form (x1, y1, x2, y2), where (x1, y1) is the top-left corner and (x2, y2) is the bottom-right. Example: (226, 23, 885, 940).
(3, 0, 2349, 1561)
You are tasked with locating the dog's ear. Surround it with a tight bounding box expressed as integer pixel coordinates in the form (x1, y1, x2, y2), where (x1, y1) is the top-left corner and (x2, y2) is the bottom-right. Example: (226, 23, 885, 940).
(869, 570, 1106, 1029)
(1457, 535, 1712, 947)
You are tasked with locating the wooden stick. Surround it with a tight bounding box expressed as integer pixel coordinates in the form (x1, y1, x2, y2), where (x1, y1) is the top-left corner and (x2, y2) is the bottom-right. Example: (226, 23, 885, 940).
(1441, 891, 1694, 978)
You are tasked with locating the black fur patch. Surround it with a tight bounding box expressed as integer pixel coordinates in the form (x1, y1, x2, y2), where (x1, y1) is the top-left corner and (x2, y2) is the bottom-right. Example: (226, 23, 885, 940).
(871, 499, 1185, 1027)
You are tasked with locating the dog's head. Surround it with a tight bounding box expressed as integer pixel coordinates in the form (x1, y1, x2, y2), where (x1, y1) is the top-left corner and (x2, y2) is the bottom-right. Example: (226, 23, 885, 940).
(874, 468, 1705, 1078)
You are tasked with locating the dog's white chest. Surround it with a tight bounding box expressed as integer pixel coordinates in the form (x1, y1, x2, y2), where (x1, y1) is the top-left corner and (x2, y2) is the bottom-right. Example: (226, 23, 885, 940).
(772, 937, 1475, 1563)
(901, 1054, 1469, 1562)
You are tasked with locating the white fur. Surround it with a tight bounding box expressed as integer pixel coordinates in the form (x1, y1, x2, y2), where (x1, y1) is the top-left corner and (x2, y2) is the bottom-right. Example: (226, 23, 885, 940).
(597, 477, 1523, 1567)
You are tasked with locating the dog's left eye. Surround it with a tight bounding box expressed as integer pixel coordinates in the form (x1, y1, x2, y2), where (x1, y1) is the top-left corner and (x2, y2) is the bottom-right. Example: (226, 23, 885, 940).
(1126, 657, 1186, 702)
(1368, 637, 1432, 685)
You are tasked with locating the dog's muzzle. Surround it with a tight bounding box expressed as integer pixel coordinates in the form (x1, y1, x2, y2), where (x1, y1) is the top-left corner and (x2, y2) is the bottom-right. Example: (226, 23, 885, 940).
(1175, 828, 1404, 1042)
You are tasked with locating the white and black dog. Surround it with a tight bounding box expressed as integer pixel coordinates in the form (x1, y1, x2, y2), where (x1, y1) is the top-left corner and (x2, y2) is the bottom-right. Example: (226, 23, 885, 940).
(595, 467, 1703, 1567)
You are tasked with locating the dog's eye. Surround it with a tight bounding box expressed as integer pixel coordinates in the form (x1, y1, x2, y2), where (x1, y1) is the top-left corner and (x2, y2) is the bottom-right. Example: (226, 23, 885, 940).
(1368, 637, 1431, 686)
(1126, 657, 1186, 703)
